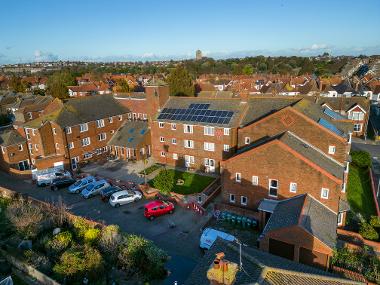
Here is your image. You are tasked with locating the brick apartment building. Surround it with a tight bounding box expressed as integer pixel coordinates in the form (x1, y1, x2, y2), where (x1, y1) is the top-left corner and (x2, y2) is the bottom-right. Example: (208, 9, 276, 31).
(0, 130, 30, 172)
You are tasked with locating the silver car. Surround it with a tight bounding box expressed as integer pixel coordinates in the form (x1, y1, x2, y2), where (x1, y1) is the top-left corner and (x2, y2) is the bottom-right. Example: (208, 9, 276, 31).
(68, 176, 96, 193)
(81, 180, 110, 199)
(109, 190, 142, 207)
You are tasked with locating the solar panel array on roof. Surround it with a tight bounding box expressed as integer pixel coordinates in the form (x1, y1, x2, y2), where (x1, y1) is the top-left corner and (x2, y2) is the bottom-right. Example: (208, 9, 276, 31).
(323, 108, 345, 120)
(318, 118, 344, 136)
(157, 104, 233, 125)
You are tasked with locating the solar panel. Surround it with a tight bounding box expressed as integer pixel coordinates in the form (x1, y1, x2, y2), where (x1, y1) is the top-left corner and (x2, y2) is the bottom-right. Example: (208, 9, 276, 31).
(323, 108, 345, 120)
(318, 118, 344, 136)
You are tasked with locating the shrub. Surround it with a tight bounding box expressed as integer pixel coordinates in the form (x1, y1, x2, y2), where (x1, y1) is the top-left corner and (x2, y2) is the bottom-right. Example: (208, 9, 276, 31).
(351, 151, 372, 168)
(359, 222, 379, 241)
(118, 235, 168, 280)
(5, 198, 44, 239)
(24, 249, 51, 273)
(45, 231, 72, 255)
(369, 216, 380, 228)
(152, 169, 175, 195)
(71, 217, 91, 238)
(99, 225, 122, 262)
(84, 228, 100, 245)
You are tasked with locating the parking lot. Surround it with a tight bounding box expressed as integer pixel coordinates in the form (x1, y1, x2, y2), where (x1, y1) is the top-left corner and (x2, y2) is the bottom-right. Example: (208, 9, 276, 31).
(0, 170, 210, 284)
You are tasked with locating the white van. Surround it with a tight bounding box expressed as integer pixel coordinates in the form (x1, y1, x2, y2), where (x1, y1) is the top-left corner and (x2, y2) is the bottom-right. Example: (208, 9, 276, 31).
(200, 228, 235, 250)
(36, 169, 71, 186)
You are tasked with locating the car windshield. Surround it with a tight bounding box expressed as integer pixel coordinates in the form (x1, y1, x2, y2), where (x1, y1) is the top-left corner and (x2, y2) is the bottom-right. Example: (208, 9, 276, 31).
(86, 184, 94, 191)
(73, 180, 82, 187)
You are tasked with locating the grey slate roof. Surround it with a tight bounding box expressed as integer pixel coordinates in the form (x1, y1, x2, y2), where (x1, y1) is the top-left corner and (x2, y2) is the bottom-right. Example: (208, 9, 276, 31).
(0, 130, 26, 147)
(317, 97, 370, 113)
(107, 120, 149, 148)
(185, 239, 361, 285)
(155, 97, 246, 128)
(262, 194, 338, 249)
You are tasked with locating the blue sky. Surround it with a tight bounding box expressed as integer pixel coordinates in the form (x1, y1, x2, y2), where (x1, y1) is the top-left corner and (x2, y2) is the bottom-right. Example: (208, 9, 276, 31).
(0, 0, 379, 64)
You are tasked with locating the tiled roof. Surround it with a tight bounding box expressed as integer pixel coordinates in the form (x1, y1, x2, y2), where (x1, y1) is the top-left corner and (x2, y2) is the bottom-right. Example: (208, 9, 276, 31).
(185, 239, 362, 285)
(317, 97, 370, 113)
(0, 130, 25, 147)
(197, 91, 236, 99)
(262, 194, 338, 249)
(107, 120, 149, 148)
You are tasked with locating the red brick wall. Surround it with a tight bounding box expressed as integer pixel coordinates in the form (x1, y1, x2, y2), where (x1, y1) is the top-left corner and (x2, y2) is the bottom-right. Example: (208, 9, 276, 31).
(145, 86, 169, 120)
(0, 142, 30, 169)
(221, 140, 343, 212)
(238, 107, 349, 163)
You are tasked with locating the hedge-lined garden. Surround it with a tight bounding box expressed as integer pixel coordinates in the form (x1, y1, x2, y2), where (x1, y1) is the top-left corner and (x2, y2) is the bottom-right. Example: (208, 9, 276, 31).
(0, 196, 168, 284)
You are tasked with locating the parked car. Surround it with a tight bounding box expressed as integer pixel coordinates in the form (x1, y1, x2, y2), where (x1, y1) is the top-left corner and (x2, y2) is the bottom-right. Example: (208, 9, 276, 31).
(199, 228, 235, 250)
(36, 170, 71, 187)
(50, 177, 76, 191)
(81, 180, 110, 199)
(109, 190, 143, 207)
(144, 200, 174, 220)
(68, 176, 96, 194)
(100, 186, 122, 202)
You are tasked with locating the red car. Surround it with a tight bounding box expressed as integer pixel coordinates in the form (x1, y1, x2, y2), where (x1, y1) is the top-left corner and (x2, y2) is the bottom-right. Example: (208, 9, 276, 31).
(144, 200, 175, 220)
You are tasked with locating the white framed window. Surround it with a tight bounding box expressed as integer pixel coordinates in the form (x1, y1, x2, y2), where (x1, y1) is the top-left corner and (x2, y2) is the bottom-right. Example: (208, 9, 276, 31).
(184, 140, 194, 149)
(108, 117, 113, 123)
(204, 126, 215, 136)
(184, 124, 193, 134)
(171, 123, 176, 130)
(34, 144, 38, 151)
(223, 144, 230, 152)
(84, 153, 92, 159)
(68, 142, 74, 149)
(244, 137, 251, 145)
(229, 194, 235, 203)
(241, 196, 248, 206)
(143, 114, 147, 120)
(160, 151, 166, 157)
(160, 136, 165, 143)
(173, 153, 178, 160)
(53, 128, 57, 135)
(353, 124, 362, 132)
(18, 144, 23, 151)
(28, 143, 33, 154)
(96, 119, 105, 128)
(80, 123, 88, 132)
(252, 176, 259, 186)
(289, 182, 297, 193)
(1, 146, 5, 154)
(350, 111, 364, 121)
(204, 142, 215, 151)
(66, 127, 72, 134)
(98, 133, 106, 141)
(337, 212, 343, 225)
(27, 112, 33, 120)
(235, 173, 241, 183)
(55, 143, 59, 149)
(224, 128, 230, 136)
(82, 137, 91, 146)
(32, 129, 36, 136)
(128, 113, 132, 119)
(110, 130, 115, 134)
(328, 145, 336, 155)
(269, 179, 278, 197)
(172, 138, 177, 144)
(159, 122, 164, 128)
(118, 115, 123, 121)
(321, 188, 329, 199)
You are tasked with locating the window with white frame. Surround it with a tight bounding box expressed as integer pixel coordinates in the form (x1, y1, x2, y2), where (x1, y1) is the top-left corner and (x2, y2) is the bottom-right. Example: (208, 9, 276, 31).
(18, 144, 23, 151)
(55, 143, 59, 149)
(82, 137, 91, 146)
(184, 140, 194, 148)
(160, 136, 165, 142)
(32, 129, 36, 136)
(118, 115, 123, 121)
(110, 130, 115, 134)
(98, 133, 106, 141)
(224, 144, 230, 152)
(337, 212, 343, 225)
(1, 146, 5, 154)
(321, 188, 329, 199)
(66, 127, 72, 134)
(53, 128, 56, 135)
(159, 122, 164, 128)
(96, 119, 105, 128)
(184, 124, 193, 134)
(244, 137, 251, 145)
(172, 138, 177, 144)
(328, 145, 336, 154)
(128, 113, 132, 119)
(160, 151, 165, 157)
(204, 142, 215, 151)
(289, 182, 297, 193)
(34, 144, 38, 151)
(80, 123, 88, 132)
(27, 112, 33, 120)
(269, 179, 279, 197)
(350, 111, 364, 121)
(28, 143, 33, 154)
(229, 194, 235, 203)
(108, 117, 113, 123)
(353, 124, 362, 132)
(84, 153, 92, 159)
(143, 114, 147, 120)
(173, 153, 178, 160)
(68, 142, 74, 149)
(224, 128, 230, 136)
(204, 126, 215, 136)
(171, 123, 176, 130)
(252, 176, 259, 186)
(235, 173, 241, 183)
(241, 196, 248, 206)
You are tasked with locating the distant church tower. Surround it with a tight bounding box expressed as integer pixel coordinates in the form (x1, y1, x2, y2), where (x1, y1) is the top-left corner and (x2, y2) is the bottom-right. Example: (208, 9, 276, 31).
(196, 50, 203, 60)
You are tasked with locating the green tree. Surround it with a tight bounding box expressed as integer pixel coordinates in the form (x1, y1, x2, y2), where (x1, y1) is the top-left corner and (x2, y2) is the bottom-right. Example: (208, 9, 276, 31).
(10, 76, 26, 93)
(242, 64, 254, 75)
(116, 79, 130, 92)
(47, 70, 75, 99)
(152, 169, 175, 195)
(167, 66, 194, 96)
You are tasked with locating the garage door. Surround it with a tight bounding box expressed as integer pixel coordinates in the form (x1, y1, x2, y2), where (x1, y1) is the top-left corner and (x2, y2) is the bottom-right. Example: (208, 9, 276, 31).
(269, 239, 294, 260)
(299, 247, 328, 269)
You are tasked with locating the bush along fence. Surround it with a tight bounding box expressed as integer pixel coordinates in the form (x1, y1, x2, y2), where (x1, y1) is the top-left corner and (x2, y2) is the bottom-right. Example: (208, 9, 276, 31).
(369, 167, 380, 216)
(0, 186, 169, 285)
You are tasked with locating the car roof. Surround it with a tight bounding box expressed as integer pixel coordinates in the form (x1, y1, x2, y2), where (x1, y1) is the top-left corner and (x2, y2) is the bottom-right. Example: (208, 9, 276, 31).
(82, 176, 95, 181)
(112, 190, 132, 196)
(145, 200, 164, 208)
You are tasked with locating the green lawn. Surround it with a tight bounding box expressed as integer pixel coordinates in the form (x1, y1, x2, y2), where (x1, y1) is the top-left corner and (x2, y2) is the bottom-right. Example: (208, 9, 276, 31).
(347, 165, 377, 218)
(138, 163, 162, 175)
(149, 169, 215, 195)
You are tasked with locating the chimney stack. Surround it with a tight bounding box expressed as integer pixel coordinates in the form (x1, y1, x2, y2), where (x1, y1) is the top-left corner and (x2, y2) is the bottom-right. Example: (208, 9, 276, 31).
(240, 89, 249, 103)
